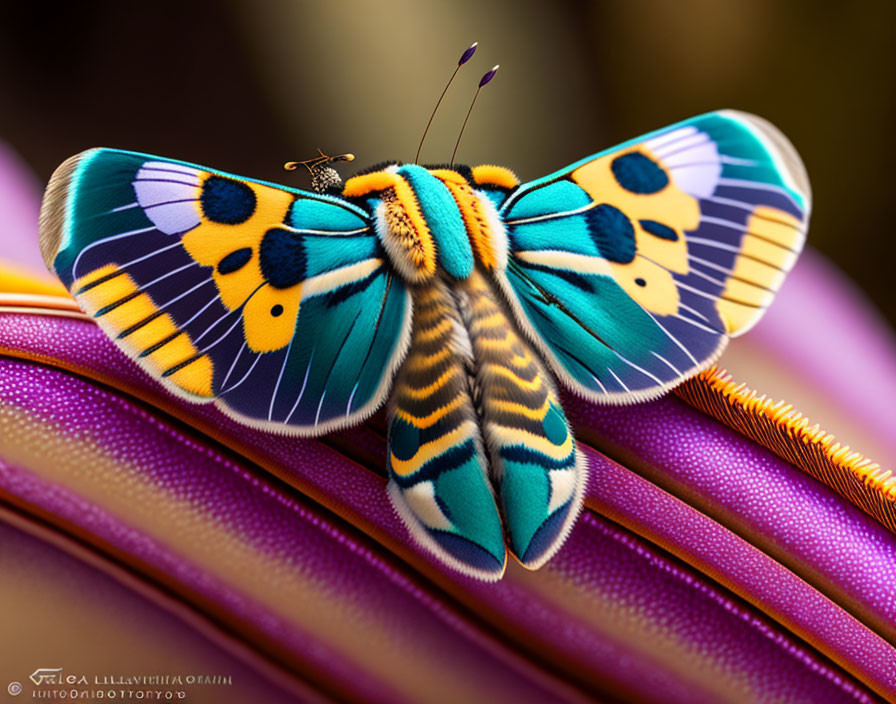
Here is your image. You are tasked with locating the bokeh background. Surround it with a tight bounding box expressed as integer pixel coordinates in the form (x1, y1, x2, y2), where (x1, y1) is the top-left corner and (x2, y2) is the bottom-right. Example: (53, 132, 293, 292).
(1, 0, 894, 327)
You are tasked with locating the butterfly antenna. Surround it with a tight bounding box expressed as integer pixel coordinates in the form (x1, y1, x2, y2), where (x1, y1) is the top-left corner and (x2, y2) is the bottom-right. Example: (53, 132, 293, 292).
(414, 42, 478, 164)
(450, 65, 499, 167)
(284, 148, 354, 173)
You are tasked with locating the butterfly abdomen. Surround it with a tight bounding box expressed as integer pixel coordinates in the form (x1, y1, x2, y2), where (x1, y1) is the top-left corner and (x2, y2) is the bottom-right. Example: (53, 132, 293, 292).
(387, 269, 586, 575)
(387, 279, 507, 580)
(456, 270, 586, 568)
(353, 162, 587, 571)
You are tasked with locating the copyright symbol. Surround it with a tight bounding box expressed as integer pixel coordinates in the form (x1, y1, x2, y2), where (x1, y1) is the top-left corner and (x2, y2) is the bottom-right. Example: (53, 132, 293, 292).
(7, 681, 22, 696)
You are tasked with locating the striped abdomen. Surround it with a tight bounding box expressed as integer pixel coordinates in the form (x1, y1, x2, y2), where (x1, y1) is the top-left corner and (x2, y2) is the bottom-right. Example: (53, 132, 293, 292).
(387, 271, 586, 578)
(387, 279, 507, 578)
(457, 270, 585, 568)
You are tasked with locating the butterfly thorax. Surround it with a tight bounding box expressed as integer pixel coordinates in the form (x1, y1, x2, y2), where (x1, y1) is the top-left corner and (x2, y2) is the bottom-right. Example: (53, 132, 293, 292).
(343, 163, 519, 284)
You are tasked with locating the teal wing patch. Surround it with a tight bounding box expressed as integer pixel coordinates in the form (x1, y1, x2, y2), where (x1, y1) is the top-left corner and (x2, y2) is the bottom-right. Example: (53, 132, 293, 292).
(39, 148, 411, 434)
(495, 110, 810, 403)
(387, 281, 507, 580)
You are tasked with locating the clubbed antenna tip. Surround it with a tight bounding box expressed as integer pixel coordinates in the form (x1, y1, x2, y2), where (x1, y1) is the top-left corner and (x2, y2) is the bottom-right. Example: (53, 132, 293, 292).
(458, 42, 478, 66)
(451, 65, 500, 166)
(479, 64, 499, 87)
(415, 41, 480, 163)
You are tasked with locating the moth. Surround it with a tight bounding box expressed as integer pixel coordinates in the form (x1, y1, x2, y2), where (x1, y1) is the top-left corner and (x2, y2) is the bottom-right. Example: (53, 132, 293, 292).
(38, 54, 809, 580)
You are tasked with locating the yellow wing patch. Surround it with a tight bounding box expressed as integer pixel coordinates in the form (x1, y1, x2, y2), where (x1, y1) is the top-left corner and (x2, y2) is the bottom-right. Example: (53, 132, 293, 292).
(74, 267, 213, 398)
(180, 177, 292, 308)
(718, 205, 803, 335)
(572, 148, 698, 273)
(175, 176, 304, 354)
(242, 281, 302, 353)
(609, 256, 681, 316)
(570, 148, 698, 317)
(748, 206, 804, 249)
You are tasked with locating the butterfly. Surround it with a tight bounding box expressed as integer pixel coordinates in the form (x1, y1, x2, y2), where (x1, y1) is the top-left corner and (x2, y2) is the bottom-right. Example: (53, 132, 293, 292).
(38, 109, 810, 581)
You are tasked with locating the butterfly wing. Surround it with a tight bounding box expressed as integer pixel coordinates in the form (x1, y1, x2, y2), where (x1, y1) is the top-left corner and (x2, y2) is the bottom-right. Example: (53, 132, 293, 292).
(40, 149, 412, 434)
(489, 110, 810, 403)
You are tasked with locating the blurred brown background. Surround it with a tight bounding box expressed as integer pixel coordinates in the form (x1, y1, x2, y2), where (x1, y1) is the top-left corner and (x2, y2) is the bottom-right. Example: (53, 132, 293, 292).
(1, 0, 894, 326)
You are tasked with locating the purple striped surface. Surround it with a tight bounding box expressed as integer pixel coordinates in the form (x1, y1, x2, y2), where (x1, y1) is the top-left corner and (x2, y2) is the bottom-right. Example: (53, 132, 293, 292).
(0, 310, 892, 702)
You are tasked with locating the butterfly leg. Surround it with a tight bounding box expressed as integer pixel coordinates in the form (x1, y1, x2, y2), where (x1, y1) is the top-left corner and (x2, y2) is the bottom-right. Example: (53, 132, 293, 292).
(456, 270, 587, 569)
(387, 280, 507, 580)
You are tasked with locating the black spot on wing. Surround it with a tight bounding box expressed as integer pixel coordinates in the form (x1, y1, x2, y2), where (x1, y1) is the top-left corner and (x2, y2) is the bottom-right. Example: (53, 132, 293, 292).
(611, 152, 669, 194)
(585, 203, 636, 264)
(259, 227, 306, 289)
(640, 219, 679, 241)
(201, 176, 256, 224)
(217, 247, 252, 274)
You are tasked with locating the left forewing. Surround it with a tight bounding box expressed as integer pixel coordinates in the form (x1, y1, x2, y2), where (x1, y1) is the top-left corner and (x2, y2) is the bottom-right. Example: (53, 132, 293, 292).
(40, 148, 411, 434)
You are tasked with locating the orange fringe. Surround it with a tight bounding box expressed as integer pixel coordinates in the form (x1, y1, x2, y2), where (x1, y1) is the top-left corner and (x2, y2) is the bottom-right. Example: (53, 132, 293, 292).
(675, 367, 896, 535)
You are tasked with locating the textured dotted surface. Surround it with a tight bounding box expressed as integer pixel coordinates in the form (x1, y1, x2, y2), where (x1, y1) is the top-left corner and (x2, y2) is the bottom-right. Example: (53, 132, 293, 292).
(0, 358, 575, 704)
(0, 311, 887, 703)
(566, 390, 896, 647)
(551, 511, 876, 703)
(581, 445, 895, 700)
